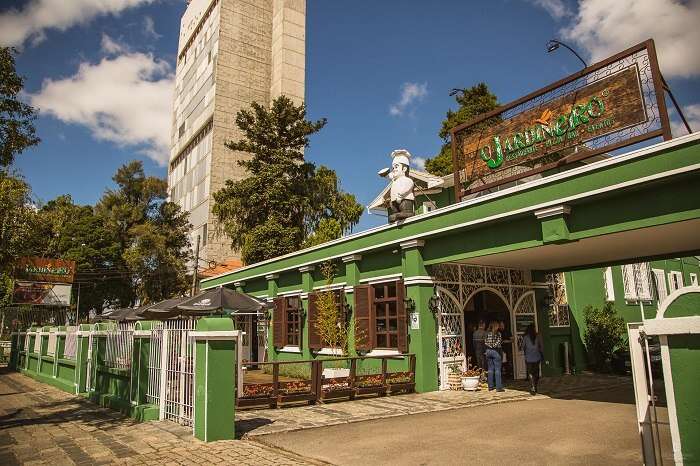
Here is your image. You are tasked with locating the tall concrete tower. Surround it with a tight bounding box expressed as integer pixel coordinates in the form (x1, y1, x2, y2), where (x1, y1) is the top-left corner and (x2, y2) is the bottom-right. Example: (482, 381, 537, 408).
(168, 0, 306, 265)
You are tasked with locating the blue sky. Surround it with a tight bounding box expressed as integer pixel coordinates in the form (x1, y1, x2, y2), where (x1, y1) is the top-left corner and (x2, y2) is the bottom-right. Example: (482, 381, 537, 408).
(3, 0, 700, 232)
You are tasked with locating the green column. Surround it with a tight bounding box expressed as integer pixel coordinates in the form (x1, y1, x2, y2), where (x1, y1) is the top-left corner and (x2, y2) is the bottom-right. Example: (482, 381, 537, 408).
(299, 265, 315, 358)
(342, 255, 362, 355)
(266, 274, 278, 361)
(130, 321, 153, 406)
(192, 317, 237, 442)
(401, 240, 438, 393)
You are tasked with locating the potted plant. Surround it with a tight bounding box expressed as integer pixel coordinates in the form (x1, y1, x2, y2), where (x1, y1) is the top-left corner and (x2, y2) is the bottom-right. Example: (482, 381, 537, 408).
(447, 363, 462, 390)
(461, 358, 483, 391)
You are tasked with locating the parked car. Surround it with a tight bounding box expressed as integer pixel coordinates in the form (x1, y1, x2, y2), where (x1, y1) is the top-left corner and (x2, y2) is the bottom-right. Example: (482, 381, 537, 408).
(611, 338, 662, 378)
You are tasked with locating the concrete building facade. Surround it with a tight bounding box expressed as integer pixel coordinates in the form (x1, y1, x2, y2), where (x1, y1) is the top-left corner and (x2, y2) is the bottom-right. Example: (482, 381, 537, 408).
(168, 0, 306, 265)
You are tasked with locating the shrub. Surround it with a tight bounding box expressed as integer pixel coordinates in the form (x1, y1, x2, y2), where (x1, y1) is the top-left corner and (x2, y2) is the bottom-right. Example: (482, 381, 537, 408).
(583, 302, 626, 372)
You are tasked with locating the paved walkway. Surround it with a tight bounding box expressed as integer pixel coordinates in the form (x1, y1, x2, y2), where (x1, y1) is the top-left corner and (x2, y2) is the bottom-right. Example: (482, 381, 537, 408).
(237, 373, 632, 437)
(0, 369, 312, 465)
(0, 369, 632, 465)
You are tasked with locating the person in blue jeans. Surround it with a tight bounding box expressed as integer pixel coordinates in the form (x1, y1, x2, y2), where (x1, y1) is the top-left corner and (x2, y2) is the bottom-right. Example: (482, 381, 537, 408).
(485, 321, 504, 392)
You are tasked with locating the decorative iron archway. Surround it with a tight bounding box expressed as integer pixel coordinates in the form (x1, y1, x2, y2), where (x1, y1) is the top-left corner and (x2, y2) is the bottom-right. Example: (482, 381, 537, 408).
(431, 263, 537, 388)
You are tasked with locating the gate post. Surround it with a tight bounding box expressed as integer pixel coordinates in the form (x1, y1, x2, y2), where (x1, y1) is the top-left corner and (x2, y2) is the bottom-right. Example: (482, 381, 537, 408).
(75, 324, 92, 394)
(131, 321, 152, 406)
(191, 317, 239, 442)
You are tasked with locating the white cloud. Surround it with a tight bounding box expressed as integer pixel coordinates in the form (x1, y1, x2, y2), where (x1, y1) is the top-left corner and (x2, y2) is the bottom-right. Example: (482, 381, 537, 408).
(389, 82, 428, 116)
(0, 0, 159, 47)
(671, 104, 700, 137)
(29, 52, 174, 165)
(100, 33, 127, 55)
(529, 0, 570, 19)
(561, 0, 700, 78)
(413, 156, 427, 171)
(143, 16, 161, 39)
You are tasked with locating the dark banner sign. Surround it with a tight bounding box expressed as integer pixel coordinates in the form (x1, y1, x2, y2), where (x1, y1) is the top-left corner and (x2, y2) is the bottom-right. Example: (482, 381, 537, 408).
(14, 257, 76, 284)
(451, 39, 671, 199)
(12, 281, 72, 306)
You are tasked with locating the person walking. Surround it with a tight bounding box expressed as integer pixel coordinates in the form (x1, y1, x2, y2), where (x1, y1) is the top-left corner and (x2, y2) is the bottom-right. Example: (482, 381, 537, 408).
(522, 324, 544, 395)
(485, 321, 504, 392)
(472, 320, 487, 369)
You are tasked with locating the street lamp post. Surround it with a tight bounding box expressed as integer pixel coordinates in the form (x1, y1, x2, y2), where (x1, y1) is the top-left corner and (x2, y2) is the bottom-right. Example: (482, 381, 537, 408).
(546, 39, 588, 69)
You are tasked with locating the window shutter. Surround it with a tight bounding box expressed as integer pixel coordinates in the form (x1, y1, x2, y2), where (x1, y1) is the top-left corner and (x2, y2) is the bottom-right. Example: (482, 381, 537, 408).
(638, 263, 653, 301)
(307, 292, 322, 350)
(622, 265, 637, 300)
(353, 284, 373, 351)
(396, 280, 408, 353)
(603, 267, 615, 302)
(653, 269, 668, 303)
(272, 297, 286, 348)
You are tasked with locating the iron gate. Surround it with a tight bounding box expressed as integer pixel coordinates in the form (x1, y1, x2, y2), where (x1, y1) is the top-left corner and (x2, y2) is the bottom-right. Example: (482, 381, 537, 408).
(146, 319, 197, 427)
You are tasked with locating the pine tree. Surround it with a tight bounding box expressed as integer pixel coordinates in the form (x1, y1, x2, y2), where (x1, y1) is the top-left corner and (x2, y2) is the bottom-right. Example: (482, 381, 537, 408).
(213, 96, 363, 264)
(424, 83, 499, 176)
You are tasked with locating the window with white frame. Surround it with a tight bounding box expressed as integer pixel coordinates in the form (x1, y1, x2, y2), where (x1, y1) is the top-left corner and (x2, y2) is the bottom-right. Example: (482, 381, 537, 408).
(668, 271, 684, 292)
(422, 201, 437, 214)
(652, 269, 668, 303)
(690, 273, 698, 286)
(621, 262, 653, 302)
(603, 267, 615, 301)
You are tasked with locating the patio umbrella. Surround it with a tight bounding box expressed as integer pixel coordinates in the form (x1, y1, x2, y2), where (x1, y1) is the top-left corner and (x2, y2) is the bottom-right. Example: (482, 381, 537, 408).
(176, 287, 271, 316)
(100, 308, 135, 321)
(136, 296, 190, 320)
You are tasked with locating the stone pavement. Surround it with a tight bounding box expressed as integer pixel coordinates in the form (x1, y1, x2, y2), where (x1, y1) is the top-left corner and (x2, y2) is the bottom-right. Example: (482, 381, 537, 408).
(237, 373, 632, 438)
(0, 369, 314, 466)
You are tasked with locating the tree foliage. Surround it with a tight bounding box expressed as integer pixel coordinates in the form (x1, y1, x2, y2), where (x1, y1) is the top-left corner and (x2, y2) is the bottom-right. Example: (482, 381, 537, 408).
(583, 302, 626, 372)
(424, 83, 499, 176)
(213, 96, 363, 264)
(314, 262, 348, 354)
(0, 47, 39, 169)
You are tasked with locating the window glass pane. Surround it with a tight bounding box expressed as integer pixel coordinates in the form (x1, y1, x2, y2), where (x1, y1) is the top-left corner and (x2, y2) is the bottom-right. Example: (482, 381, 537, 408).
(388, 301, 397, 316)
(389, 318, 397, 331)
(374, 285, 385, 299)
(376, 334, 387, 348)
(390, 334, 398, 348)
(387, 283, 396, 298)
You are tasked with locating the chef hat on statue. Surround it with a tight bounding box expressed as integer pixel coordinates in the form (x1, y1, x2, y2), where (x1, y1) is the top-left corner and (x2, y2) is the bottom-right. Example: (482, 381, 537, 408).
(390, 149, 411, 167)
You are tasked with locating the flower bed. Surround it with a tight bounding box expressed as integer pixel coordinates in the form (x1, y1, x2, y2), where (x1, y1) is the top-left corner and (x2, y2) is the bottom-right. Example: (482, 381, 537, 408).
(241, 383, 274, 398)
(281, 380, 312, 394)
(386, 371, 412, 384)
(355, 374, 383, 388)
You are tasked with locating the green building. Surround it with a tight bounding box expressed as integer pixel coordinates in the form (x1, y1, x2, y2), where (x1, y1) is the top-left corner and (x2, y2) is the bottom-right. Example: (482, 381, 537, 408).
(201, 134, 700, 393)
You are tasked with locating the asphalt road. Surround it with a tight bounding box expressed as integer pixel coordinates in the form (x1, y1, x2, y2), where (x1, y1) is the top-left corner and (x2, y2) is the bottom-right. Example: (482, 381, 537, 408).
(256, 387, 673, 465)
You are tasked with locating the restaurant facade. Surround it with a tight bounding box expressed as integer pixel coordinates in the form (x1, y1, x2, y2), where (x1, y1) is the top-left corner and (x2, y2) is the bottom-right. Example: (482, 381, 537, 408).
(200, 40, 700, 392)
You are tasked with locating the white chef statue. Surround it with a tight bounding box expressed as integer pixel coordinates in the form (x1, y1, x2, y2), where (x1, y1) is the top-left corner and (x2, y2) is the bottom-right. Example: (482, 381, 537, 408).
(378, 149, 415, 223)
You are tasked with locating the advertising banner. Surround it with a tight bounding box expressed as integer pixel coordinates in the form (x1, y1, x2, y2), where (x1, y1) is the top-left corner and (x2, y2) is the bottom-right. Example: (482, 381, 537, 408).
(12, 281, 73, 306)
(451, 39, 671, 198)
(14, 257, 76, 284)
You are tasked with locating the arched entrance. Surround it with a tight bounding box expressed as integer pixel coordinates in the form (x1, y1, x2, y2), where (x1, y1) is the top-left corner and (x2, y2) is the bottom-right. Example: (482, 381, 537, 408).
(464, 289, 514, 378)
(433, 263, 539, 388)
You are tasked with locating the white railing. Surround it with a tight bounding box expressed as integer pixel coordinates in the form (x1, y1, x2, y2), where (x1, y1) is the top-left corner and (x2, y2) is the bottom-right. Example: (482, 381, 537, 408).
(104, 322, 135, 370)
(146, 324, 163, 406)
(63, 326, 78, 359)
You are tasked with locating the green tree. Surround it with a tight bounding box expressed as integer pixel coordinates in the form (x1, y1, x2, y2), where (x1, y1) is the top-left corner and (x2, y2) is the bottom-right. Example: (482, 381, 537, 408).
(0, 47, 39, 169)
(424, 83, 499, 176)
(0, 172, 38, 305)
(213, 96, 363, 264)
(583, 302, 626, 372)
(95, 161, 191, 306)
